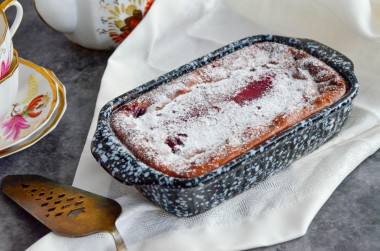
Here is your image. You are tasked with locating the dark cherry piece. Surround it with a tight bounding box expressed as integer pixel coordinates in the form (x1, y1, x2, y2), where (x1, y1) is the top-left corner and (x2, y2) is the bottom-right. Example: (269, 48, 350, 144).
(124, 105, 146, 118)
(165, 134, 187, 153)
(232, 76, 273, 105)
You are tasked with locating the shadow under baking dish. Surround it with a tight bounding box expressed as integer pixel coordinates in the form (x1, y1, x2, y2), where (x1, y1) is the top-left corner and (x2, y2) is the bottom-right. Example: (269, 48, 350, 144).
(91, 35, 359, 217)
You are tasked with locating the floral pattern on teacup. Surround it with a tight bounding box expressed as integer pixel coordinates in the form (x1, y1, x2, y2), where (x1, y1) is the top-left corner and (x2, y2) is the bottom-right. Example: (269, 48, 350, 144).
(2, 94, 50, 140)
(0, 74, 51, 142)
(0, 45, 12, 79)
(98, 0, 154, 45)
(2, 114, 30, 140)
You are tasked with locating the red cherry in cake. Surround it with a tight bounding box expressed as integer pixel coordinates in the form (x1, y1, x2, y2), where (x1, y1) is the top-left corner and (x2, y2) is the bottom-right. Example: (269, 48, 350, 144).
(165, 134, 187, 153)
(303, 62, 334, 83)
(232, 76, 273, 105)
(124, 105, 146, 118)
(212, 106, 221, 112)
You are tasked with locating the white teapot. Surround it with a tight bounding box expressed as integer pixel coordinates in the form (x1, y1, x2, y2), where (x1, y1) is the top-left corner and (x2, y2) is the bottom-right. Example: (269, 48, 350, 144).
(34, 0, 154, 50)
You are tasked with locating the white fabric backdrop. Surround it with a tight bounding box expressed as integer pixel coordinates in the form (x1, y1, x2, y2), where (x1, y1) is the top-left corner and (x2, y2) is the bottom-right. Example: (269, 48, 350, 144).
(29, 0, 380, 250)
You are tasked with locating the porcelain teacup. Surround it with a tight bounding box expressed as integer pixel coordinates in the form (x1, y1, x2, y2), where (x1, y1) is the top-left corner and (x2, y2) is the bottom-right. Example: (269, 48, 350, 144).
(0, 49, 19, 123)
(0, 0, 23, 79)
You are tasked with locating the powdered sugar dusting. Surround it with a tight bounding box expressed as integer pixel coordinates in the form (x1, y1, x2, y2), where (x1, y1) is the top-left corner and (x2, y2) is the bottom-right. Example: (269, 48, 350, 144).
(111, 42, 344, 176)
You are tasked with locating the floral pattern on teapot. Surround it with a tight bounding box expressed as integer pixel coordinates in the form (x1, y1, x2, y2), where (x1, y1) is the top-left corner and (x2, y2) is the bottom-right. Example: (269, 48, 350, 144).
(98, 0, 154, 45)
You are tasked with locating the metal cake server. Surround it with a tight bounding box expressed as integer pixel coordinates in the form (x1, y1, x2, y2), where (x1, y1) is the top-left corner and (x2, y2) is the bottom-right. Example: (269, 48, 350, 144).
(2, 175, 127, 251)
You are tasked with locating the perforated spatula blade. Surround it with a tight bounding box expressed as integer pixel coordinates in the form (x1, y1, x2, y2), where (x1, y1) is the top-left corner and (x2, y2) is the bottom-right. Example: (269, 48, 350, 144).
(2, 175, 126, 251)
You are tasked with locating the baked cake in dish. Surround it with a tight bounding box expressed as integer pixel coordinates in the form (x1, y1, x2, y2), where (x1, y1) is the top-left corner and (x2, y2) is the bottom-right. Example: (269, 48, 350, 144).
(110, 42, 347, 178)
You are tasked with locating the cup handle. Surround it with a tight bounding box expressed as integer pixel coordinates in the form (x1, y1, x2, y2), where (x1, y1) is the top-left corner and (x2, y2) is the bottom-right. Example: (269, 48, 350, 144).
(0, 0, 23, 37)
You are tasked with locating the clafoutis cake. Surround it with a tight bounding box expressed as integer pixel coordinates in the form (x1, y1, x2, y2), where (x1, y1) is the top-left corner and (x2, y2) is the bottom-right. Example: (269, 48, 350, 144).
(92, 35, 358, 217)
(110, 42, 346, 178)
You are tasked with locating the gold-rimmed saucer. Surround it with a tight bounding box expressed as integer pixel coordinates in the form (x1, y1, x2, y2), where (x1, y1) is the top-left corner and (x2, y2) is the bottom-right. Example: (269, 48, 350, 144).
(0, 59, 66, 158)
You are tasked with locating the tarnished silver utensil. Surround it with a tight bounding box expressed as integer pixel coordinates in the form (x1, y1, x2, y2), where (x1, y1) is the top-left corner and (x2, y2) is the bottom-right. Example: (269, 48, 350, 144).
(2, 174, 127, 250)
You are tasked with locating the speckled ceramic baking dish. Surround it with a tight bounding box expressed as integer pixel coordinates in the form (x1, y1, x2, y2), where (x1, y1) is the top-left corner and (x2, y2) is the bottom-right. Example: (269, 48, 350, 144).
(91, 35, 359, 217)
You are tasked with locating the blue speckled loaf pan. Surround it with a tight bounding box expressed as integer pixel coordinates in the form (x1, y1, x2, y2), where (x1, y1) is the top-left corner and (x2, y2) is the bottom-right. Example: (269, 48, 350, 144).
(91, 35, 359, 217)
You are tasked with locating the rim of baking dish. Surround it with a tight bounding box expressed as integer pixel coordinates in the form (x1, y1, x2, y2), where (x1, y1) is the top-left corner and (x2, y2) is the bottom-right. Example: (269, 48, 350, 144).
(91, 34, 359, 188)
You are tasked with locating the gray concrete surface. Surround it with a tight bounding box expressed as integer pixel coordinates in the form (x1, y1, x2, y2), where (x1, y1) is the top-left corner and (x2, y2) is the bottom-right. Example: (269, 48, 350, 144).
(0, 1, 379, 250)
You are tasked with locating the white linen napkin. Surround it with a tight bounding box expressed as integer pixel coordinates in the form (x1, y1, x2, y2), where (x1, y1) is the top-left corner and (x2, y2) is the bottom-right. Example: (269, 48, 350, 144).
(29, 0, 380, 250)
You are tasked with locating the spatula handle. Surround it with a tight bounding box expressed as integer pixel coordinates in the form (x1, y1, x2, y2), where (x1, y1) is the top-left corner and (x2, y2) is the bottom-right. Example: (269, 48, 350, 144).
(110, 226, 127, 251)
